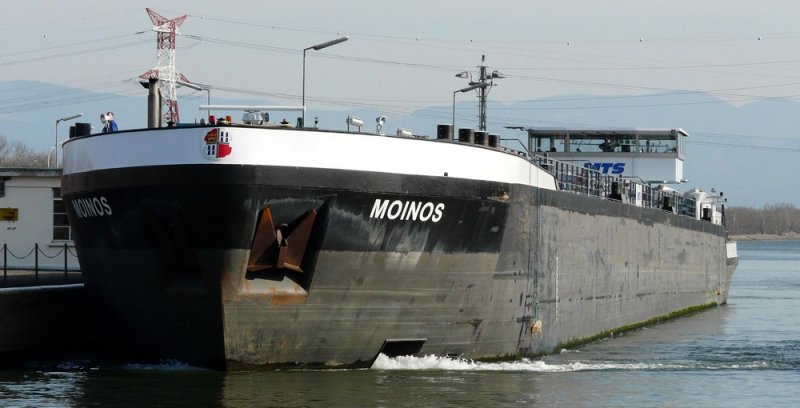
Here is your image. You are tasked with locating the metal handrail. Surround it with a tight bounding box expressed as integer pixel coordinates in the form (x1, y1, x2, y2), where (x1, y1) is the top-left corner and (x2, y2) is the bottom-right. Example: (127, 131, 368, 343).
(534, 155, 697, 218)
(1, 243, 81, 288)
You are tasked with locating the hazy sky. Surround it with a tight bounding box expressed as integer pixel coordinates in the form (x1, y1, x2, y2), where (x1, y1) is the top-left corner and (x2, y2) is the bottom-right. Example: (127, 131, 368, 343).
(4, 0, 800, 110)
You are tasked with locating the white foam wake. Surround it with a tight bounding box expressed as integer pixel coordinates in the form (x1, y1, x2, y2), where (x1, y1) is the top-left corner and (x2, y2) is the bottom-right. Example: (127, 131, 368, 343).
(370, 353, 678, 372)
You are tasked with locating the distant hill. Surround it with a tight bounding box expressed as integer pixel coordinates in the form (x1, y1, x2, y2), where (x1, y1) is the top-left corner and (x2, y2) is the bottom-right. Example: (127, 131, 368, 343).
(1, 80, 798, 207)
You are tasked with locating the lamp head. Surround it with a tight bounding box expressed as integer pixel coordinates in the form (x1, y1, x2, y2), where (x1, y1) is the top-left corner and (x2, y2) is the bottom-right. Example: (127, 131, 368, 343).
(310, 36, 349, 51)
(57, 113, 83, 123)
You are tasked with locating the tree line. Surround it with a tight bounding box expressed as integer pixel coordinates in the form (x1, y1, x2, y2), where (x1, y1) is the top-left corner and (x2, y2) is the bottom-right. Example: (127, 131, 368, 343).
(726, 203, 800, 236)
(0, 134, 48, 167)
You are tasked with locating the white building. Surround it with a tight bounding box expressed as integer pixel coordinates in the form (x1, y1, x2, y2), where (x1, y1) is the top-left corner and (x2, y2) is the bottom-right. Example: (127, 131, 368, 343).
(0, 168, 79, 271)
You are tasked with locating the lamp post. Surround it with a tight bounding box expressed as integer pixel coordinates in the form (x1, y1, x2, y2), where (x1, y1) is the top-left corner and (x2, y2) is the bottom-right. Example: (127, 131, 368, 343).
(52, 113, 83, 168)
(302, 36, 349, 127)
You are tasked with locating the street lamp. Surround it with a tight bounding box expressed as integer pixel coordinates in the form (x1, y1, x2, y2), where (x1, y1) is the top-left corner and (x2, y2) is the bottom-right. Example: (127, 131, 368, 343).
(52, 113, 83, 168)
(302, 36, 349, 126)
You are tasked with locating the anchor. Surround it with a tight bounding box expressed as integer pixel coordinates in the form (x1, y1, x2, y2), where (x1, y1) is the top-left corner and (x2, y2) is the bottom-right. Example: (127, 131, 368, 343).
(247, 207, 317, 273)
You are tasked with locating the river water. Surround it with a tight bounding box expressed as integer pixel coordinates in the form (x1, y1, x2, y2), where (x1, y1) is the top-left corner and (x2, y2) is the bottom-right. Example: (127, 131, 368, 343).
(1, 240, 798, 407)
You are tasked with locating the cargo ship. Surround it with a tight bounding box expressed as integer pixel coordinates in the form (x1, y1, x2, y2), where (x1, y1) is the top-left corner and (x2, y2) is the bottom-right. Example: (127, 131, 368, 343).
(61, 70, 737, 370)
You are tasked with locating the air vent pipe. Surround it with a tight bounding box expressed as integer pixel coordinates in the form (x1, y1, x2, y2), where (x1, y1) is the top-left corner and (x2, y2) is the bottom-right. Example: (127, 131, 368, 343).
(458, 128, 474, 144)
(437, 124, 453, 140)
(474, 131, 488, 145)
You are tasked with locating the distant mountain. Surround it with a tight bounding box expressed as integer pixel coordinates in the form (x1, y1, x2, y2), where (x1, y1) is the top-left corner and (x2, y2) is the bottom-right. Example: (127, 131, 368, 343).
(1, 80, 798, 207)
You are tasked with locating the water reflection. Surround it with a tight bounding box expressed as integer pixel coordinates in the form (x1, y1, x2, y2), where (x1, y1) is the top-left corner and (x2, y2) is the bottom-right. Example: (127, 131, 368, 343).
(220, 369, 547, 407)
(74, 368, 225, 407)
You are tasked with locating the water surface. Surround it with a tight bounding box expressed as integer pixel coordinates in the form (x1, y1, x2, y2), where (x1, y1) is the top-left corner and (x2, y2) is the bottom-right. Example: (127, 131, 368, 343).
(1, 240, 798, 407)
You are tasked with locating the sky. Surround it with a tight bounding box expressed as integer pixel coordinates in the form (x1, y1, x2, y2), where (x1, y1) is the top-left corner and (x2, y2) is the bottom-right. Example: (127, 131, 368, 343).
(5, 1, 800, 107)
(2, 0, 800, 206)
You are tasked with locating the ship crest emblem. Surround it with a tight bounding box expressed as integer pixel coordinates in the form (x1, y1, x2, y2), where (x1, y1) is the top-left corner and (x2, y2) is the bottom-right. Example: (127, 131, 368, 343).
(203, 128, 232, 159)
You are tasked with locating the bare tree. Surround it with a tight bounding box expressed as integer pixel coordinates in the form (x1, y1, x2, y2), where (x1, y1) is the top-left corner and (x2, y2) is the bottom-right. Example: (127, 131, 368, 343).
(727, 203, 800, 235)
(0, 134, 49, 168)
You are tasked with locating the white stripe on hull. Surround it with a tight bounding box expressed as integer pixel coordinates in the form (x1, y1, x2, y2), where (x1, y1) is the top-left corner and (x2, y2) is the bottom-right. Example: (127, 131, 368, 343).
(62, 127, 557, 190)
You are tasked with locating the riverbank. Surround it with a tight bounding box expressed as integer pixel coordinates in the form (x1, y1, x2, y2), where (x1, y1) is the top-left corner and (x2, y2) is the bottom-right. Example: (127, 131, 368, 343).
(730, 232, 800, 241)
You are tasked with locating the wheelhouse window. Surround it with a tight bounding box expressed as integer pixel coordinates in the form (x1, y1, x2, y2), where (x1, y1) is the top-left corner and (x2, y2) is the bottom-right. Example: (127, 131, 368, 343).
(53, 187, 72, 241)
(527, 128, 687, 158)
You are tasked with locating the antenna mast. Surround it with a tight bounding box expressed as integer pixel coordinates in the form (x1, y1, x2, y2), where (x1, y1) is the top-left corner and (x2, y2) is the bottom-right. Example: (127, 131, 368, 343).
(455, 55, 505, 131)
(139, 8, 189, 125)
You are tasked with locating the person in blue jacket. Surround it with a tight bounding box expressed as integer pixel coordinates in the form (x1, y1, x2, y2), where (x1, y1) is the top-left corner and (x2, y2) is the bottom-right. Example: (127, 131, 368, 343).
(101, 112, 118, 133)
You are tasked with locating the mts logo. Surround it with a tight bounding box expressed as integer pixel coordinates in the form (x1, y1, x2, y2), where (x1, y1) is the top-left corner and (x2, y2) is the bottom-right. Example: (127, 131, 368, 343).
(584, 162, 625, 175)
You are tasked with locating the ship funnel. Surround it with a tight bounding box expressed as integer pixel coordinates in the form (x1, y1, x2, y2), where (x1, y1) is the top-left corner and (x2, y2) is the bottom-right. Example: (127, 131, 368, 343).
(147, 77, 162, 128)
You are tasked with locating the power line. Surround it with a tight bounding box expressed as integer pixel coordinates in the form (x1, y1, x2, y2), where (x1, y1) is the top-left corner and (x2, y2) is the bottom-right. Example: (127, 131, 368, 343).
(692, 131, 800, 142)
(0, 79, 144, 114)
(500, 59, 800, 71)
(0, 39, 147, 68)
(177, 33, 800, 102)
(6, 27, 799, 109)
(688, 140, 800, 152)
(0, 32, 142, 59)
(0, 8, 145, 33)
(165, 11, 800, 48)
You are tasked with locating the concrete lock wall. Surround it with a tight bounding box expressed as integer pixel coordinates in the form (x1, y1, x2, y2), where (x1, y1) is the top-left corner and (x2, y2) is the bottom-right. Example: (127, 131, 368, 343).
(0, 285, 94, 358)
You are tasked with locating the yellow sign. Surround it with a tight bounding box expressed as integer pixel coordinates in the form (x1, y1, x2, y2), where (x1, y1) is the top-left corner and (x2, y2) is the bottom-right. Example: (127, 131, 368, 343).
(0, 208, 19, 221)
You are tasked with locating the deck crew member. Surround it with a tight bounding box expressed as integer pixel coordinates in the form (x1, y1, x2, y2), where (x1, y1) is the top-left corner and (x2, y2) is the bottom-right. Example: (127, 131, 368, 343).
(101, 112, 118, 133)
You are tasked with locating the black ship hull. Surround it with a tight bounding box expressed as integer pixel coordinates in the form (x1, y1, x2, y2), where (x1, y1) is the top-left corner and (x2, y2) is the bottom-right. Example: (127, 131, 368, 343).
(62, 126, 736, 369)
